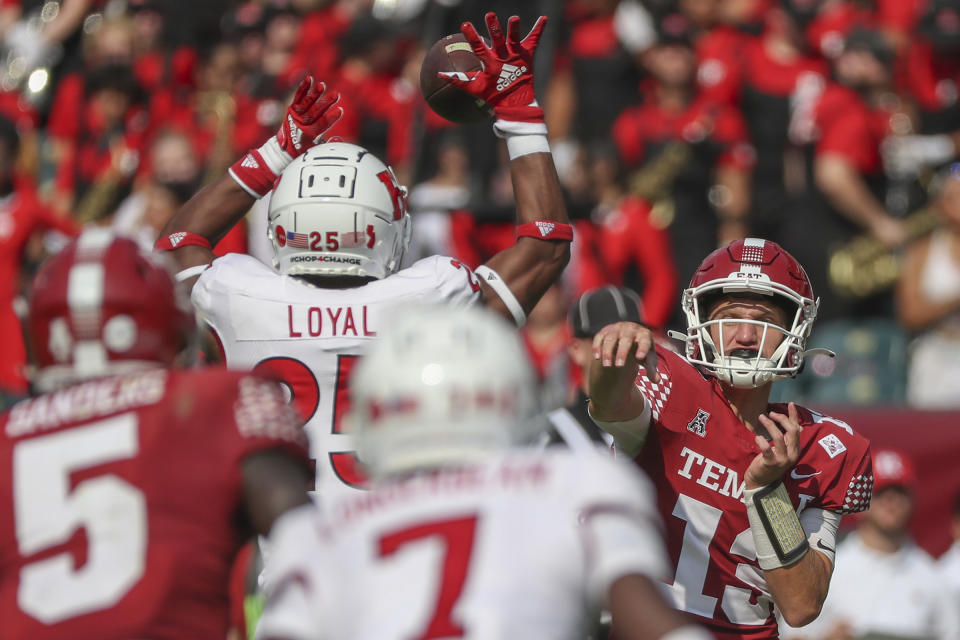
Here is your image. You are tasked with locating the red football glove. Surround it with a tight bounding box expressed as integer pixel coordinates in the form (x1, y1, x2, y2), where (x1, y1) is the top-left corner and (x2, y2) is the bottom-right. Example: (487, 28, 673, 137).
(229, 76, 343, 198)
(440, 12, 547, 132)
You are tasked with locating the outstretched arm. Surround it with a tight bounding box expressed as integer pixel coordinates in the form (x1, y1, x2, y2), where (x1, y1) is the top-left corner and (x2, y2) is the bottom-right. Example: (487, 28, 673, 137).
(442, 13, 571, 325)
(156, 77, 342, 285)
(481, 151, 569, 323)
(585, 322, 658, 456)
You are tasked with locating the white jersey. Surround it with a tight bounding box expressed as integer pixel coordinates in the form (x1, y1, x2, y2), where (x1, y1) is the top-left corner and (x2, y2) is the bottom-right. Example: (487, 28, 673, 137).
(191, 253, 482, 498)
(256, 449, 669, 640)
(781, 532, 960, 640)
(938, 542, 960, 612)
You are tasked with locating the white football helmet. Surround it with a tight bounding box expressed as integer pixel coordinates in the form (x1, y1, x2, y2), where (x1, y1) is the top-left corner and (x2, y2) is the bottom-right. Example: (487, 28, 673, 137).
(348, 303, 542, 479)
(267, 142, 412, 279)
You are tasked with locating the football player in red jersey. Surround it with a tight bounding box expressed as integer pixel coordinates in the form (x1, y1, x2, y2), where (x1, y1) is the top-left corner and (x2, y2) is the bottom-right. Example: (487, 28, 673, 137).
(0, 230, 313, 640)
(588, 238, 874, 639)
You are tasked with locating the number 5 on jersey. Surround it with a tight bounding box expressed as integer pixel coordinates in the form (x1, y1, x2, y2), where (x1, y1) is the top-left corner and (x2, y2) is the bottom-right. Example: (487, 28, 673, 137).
(14, 414, 146, 623)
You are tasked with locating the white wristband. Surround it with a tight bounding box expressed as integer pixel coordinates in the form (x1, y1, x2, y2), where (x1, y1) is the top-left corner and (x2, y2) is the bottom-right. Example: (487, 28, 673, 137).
(493, 118, 548, 138)
(744, 482, 809, 570)
(474, 265, 526, 327)
(503, 134, 550, 160)
(492, 117, 549, 159)
(257, 137, 294, 175)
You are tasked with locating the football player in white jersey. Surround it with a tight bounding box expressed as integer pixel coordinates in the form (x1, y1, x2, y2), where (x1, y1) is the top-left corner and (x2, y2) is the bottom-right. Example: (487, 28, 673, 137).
(154, 12, 572, 498)
(254, 303, 712, 640)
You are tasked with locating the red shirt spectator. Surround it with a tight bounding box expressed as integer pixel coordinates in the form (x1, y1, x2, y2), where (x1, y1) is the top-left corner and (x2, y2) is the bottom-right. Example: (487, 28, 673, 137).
(735, 16, 829, 238)
(0, 175, 78, 393)
(284, 3, 354, 86)
(814, 83, 892, 175)
(547, 0, 646, 144)
(695, 23, 748, 108)
(612, 93, 754, 172)
(52, 65, 148, 217)
(580, 196, 677, 329)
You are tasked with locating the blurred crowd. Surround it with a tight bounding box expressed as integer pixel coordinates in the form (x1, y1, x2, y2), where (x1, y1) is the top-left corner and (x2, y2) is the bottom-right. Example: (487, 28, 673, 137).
(2, 0, 960, 409)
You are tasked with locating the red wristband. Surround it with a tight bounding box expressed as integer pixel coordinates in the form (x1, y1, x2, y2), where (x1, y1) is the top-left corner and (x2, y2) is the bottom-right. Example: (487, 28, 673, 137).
(154, 231, 212, 252)
(228, 148, 281, 198)
(516, 221, 574, 241)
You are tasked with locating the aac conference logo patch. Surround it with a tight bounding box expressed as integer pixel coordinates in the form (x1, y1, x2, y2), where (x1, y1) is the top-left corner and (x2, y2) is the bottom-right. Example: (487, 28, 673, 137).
(686, 409, 710, 437)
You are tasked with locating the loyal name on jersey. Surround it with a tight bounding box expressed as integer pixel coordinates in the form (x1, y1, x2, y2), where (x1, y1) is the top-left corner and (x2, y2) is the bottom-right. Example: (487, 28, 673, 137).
(287, 304, 375, 338)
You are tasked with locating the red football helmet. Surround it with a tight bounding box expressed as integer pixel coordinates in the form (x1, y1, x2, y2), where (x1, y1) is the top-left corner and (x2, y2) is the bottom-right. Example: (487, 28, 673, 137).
(28, 230, 195, 391)
(677, 238, 819, 387)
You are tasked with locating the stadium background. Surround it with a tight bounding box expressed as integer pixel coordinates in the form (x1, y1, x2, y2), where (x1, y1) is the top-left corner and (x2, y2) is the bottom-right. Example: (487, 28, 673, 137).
(1, 0, 959, 557)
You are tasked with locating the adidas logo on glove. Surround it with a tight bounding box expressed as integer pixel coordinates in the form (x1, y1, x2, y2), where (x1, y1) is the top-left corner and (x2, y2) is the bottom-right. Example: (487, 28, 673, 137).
(168, 232, 187, 247)
(240, 154, 259, 169)
(496, 63, 528, 91)
(287, 115, 303, 150)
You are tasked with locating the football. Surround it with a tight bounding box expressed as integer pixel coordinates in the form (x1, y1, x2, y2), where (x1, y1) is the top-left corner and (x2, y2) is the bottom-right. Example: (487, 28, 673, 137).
(419, 33, 494, 124)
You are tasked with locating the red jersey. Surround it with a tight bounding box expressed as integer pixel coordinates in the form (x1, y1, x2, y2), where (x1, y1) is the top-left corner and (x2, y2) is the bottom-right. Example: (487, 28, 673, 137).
(814, 84, 893, 175)
(900, 39, 960, 134)
(0, 368, 308, 640)
(632, 346, 873, 640)
(0, 178, 78, 392)
(612, 94, 755, 171)
(585, 197, 678, 329)
(696, 25, 748, 108)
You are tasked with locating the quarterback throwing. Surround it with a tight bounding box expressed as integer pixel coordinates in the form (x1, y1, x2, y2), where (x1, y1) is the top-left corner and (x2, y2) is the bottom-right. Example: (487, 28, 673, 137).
(588, 238, 873, 639)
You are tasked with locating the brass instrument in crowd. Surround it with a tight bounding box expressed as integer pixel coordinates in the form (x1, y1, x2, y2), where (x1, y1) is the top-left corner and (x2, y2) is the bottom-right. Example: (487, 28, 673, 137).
(629, 141, 691, 202)
(627, 112, 715, 229)
(74, 139, 139, 224)
(196, 90, 238, 186)
(627, 141, 691, 229)
(828, 206, 941, 298)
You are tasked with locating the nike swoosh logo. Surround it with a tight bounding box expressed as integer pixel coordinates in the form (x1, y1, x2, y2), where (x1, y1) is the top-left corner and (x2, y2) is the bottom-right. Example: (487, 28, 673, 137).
(816, 539, 835, 553)
(790, 469, 823, 480)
